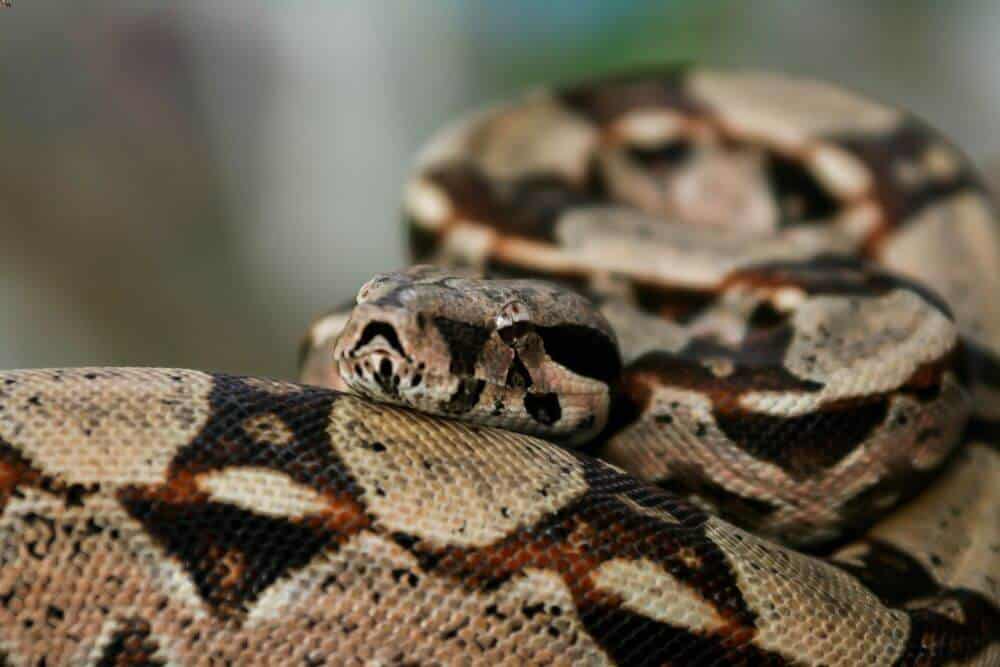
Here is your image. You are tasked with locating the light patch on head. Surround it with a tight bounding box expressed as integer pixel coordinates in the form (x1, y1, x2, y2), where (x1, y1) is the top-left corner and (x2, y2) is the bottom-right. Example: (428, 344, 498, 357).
(327, 395, 587, 548)
(198, 468, 329, 519)
(242, 414, 295, 447)
(706, 519, 909, 666)
(0, 368, 213, 486)
(591, 558, 726, 634)
(689, 70, 901, 149)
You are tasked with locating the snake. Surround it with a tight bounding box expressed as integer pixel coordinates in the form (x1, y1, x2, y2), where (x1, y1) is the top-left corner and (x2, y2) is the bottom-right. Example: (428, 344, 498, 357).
(2, 68, 999, 665)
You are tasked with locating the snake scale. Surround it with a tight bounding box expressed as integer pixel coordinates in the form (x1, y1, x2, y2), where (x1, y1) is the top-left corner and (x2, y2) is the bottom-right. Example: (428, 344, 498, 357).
(2, 68, 999, 665)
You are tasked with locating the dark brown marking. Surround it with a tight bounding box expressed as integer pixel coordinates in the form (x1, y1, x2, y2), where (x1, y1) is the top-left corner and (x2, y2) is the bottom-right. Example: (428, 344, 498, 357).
(831, 540, 1000, 665)
(387, 455, 778, 664)
(408, 216, 440, 262)
(767, 152, 841, 224)
(170, 375, 358, 499)
(354, 321, 408, 359)
(621, 326, 822, 414)
(828, 122, 988, 251)
(656, 463, 779, 531)
(535, 323, 622, 384)
(431, 317, 492, 378)
(523, 392, 561, 425)
(505, 354, 533, 390)
(632, 281, 720, 324)
(713, 398, 891, 479)
(723, 255, 954, 321)
(626, 139, 694, 170)
(96, 617, 166, 667)
(118, 486, 367, 620)
(443, 377, 486, 414)
(558, 66, 705, 126)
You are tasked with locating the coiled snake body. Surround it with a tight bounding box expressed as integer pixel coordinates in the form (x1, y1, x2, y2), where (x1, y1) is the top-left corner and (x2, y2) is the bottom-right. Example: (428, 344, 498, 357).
(3, 69, 999, 665)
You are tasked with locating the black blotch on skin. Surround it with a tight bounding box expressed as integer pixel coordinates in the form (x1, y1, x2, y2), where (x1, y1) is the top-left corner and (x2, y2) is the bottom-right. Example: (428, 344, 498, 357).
(831, 539, 1000, 665)
(408, 217, 439, 261)
(505, 173, 594, 242)
(656, 463, 779, 530)
(767, 153, 840, 223)
(632, 282, 717, 324)
(444, 378, 486, 414)
(626, 140, 693, 169)
(95, 617, 165, 667)
(117, 496, 334, 619)
(432, 317, 492, 377)
(354, 321, 408, 359)
(713, 399, 891, 479)
(578, 602, 788, 667)
(831, 122, 986, 232)
(726, 254, 955, 321)
(535, 324, 622, 384)
(747, 302, 787, 329)
(523, 392, 561, 425)
(374, 358, 399, 398)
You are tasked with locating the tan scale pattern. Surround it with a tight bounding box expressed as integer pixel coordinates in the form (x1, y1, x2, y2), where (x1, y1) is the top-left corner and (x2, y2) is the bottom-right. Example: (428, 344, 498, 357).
(705, 518, 911, 665)
(327, 395, 589, 548)
(0, 368, 213, 486)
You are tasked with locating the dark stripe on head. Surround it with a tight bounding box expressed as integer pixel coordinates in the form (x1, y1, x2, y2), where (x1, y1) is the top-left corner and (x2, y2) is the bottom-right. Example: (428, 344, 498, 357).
(535, 324, 622, 384)
(432, 317, 492, 377)
(523, 392, 562, 425)
(354, 321, 408, 358)
(444, 378, 486, 414)
(505, 354, 533, 389)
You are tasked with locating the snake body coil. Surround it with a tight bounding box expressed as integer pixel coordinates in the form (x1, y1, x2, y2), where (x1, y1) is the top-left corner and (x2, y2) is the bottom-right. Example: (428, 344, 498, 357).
(3, 68, 1000, 665)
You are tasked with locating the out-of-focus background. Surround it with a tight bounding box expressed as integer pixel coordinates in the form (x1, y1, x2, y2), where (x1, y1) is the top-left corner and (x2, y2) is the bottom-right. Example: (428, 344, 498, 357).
(1, 1, 998, 377)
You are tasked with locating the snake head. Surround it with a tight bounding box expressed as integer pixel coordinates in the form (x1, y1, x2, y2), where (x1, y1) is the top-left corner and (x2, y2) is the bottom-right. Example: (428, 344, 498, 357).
(332, 267, 621, 445)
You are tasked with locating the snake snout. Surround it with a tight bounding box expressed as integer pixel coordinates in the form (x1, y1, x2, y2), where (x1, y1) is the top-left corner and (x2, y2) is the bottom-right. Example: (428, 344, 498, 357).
(333, 304, 431, 402)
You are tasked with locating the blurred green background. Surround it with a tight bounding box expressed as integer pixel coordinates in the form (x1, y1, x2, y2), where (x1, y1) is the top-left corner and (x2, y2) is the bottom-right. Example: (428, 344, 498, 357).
(1, 1, 997, 378)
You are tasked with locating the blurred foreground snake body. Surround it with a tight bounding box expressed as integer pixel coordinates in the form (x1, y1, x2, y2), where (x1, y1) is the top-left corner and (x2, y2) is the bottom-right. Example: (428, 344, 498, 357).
(2, 69, 999, 665)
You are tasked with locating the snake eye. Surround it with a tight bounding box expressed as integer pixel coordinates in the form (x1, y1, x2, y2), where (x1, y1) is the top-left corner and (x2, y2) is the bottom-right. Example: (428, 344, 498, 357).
(495, 300, 532, 346)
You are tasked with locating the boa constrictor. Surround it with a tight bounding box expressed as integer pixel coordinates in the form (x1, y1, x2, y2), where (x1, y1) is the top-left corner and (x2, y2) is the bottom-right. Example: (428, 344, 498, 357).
(3, 69, 999, 665)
